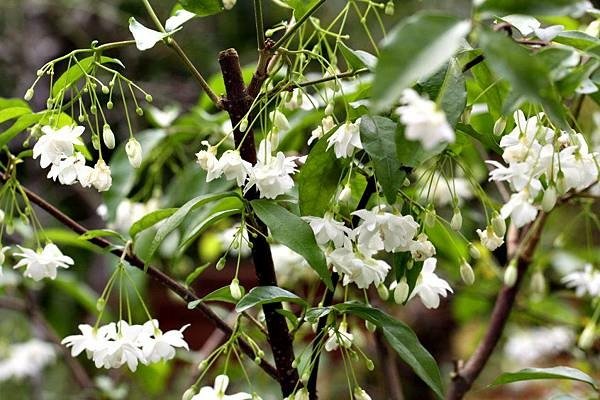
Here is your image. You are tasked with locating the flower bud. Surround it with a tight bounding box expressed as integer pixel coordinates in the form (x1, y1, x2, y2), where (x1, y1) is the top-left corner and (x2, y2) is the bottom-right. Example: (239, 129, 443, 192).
(106, 101, 114, 110)
(90, 105, 97, 114)
(338, 184, 352, 203)
(145, 94, 153, 103)
(365, 320, 377, 333)
(216, 257, 226, 271)
(182, 387, 197, 400)
(365, 358, 374, 371)
(556, 171, 567, 194)
(265, 28, 276, 37)
(384, 0, 394, 16)
(424, 208, 437, 228)
(136, 107, 144, 116)
(325, 102, 334, 116)
(197, 359, 208, 371)
(270, 110, 290, 131)
(376, 283, 389, 301)
(96, 298, 106, 312)
(46, 98, 54, 109)
(0, 209, 4, 224)
(0, 248, 6, 265)
(102, 124, 115, 149)
(230, 278, 243, 300)
(24, 88, 34, 101)
(223, 0, 236, 10)
(393, 278, 410, 304)
(101, 85, 109, 94)
(125, 138, 143, 168)
(78, 114, 86, 123)
(239, 117, 248, 133)
(491, 213, 506, 237)
(468, 243, 481, 259)
(460, 259, 475, 285)
(493, 117, 506, 136)
(504, 260, 518, 287)
(578, 322, 596, 350)
(542, 186, 557, 212)
(354, 387, 373, 400)
(530, 270, 545, 294)
(450, 209, 463, 231)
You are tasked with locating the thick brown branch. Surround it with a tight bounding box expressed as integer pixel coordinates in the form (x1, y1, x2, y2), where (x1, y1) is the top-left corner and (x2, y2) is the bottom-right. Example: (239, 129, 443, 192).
(218, 48, 300, 396)
(0, 173, 279, 382)
(446, 213, 547, 400)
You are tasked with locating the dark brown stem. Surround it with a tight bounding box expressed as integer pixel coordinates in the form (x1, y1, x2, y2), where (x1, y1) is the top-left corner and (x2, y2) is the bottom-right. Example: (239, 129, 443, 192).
(0, 173, 279, 382)
(307, 176, 377, 400)
(446, 213, 547, 400)
(218, 48, 300, 396)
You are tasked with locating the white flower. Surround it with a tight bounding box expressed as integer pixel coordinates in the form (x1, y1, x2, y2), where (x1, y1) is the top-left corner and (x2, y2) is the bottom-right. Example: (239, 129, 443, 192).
(86, 159, 113, 192)
(328, 246, 390, 289)
(504, 326, 574, 366)
(324, 321, 354, 352)
(33, 125, 84, 168)
(352, 207, 419, 254)
(269, 109, 290, 132)
(476, 226, 504, 251)
(0, 339, 55, 381)
(394, 89, 454, 150)
(13, 243, 73, 281)
(326, 119, 362, 158)
(409, 258, 452, 309)
(218, 150, 251, 186)
(354, 388, 372, 400)
(93, 321, 145, 371)
(140, 320, 190, 363)
(309, 116, 335, 145)
(500, 190, 538, 228)
(303, 213, 353, 248)
(501, 15, 564, 42)
(192, 374, 251, 400)
(125, 138, 143, 168)
(558, 137, 599, 192)
(164, 10, 196, 32)
(61, 323, 116, 358)
(245, 140, 298, 199)
(110, 198, 159, 233)
(146, 105, 180, 128)
(196, 142, 221, 181)
(409, 233, 436, 261)
(562, 264, 600, 297)
(129, 17, 170, 51)
(47, 152, 87, 185)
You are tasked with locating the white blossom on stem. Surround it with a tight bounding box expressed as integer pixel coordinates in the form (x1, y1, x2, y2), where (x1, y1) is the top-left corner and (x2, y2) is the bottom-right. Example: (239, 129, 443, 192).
(192, 374, 251, 400)
(326, 119, 362, 158)
(409, 257, 453, 309)
(13, 243, 73, 281)
(33, 125, 84, 168)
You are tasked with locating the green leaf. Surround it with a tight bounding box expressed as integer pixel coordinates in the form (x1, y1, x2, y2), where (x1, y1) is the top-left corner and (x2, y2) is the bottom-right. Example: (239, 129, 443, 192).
(305, 307, 331, 324)
(372, 12, 471, 111)
(52, 56, 123, 98)
(0, 98, 30, 110)
(185, 262, 211, 287)
(0, 107, 31, 124)
(177, 207, 241, 257)
(492, 367, 599, 390)
(360, 115, 404, 204)
(436, 58, 467, 126)
(178, 0, 223, 16)
(250, 200, 332, 290)
(145, 192, 239, 263)
(479, 29, 568, 130)
(272, 0, 320, 17)
(554, 31, 600, 50)
(129, 208, 177, 238)
(297, 131, 345, 217)
(335, 302, 444, 399)
(0, 113, 42, 148)
(79, 229, 125, 242)
(188, 285, 243, 309)
(235, 286, 307, 313)
(476, 0, 591, 16)
(339, 42, 377, 71)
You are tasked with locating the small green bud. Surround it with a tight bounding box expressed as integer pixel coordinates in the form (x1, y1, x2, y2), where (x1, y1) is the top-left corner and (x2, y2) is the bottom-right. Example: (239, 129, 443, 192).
(504, 260, 518, 287)
(254, 356, 261, 364)
(493, 117, 506, 136)
(491, 213, 506, 237)
(542, 186, 557, 212)
(36, 69, 44, 77)
(182, 387, 197, 400)
(324, 102, 334, 116)
(578, 322, 596, 350)
(90, 105, 97, 114)
(365, 358, 374, 371)
(393, 278, 409, 304)
(459, 259, 475, 285)
(46, 98, 54, 109)
(384, 0, 394, 15)
(230, 278, 243, 300)
(376, 283, 389, 301)
(145, 94, 153, 103)
(365, 320, 377, 333)
(24, 88, 34, 101)
(197, 360, 208, 371)
(424, 208, 437, 228)
(450, 209, 462, 231)
(106, 101, 114, 110)
(468, 243, 481, 259)
(301, 372, 310, 383)
(239, 118, 248, 133)
(265, 28, 276, 37)
(78, 114, 86, 123)
(135, 107, 144, 116)
(101, 85, 109, 94)
(216, 257, 226, 271)
(96, 298, 106, 312)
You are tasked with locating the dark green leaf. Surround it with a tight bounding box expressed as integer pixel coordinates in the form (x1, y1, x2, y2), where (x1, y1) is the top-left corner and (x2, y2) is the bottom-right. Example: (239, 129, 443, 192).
(0, 113, 42, 148)
(436, 58, 467, 126)
(335, 302, 444, 399)
(250, 200, 332, 290)
(177, 207, 242, 256)
(297, 131, 345, 216)
(129, 208, 177, 238)
(479, 29, 568, 130)
(476, 0, 590, 16)
(339, 42, 377, 71)
(188, 285, 244, 309)
(235, 286, 307, 313)
(492, 367, 599, 390)
(185, 262, 211, 287)
(373, 12, 470, 111)
(79, 229, 126, 242)
(178, 0, 223, 16)
(52, 56, 123, 98)
(360, 115, 403, 203)
(305, 307, 331, 324)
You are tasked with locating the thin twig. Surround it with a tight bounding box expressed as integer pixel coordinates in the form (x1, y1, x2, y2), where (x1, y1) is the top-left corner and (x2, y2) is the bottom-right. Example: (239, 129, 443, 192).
(273, 0, 328, 51)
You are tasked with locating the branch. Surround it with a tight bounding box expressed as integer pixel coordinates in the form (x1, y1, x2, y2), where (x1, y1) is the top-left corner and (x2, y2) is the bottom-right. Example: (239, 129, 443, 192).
(218, 48, 300, 396)
(0, 173, 279, 382)
(446, 212, 548, 400)
(307, 176, 377, 400)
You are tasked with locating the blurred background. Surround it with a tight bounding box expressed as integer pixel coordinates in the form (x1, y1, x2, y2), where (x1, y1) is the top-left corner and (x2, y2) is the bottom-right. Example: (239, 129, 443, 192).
(0, 1, 598, 399)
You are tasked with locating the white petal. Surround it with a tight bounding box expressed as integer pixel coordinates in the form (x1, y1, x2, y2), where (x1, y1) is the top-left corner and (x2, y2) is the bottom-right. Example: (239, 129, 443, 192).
(165, 10, 196, 32)
(128, 17, 169, 51)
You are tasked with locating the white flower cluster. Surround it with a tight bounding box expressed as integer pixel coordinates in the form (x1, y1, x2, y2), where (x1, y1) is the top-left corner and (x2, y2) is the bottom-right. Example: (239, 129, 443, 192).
(189, 374, 251, 400)
(562, 263, 600, 297)
(61, 320, 189, 372)
(504, 326, 574, 366)
(305, 208, 452, 308)
(196, 139, 299, 199)
(0, 339, 56, 381)
(324, 321, 354, 352)
(33, 125, 113, 191)
(395, 89, 455, 150)
(488, 110, 599, 228)
(13, 243, 73, 281)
